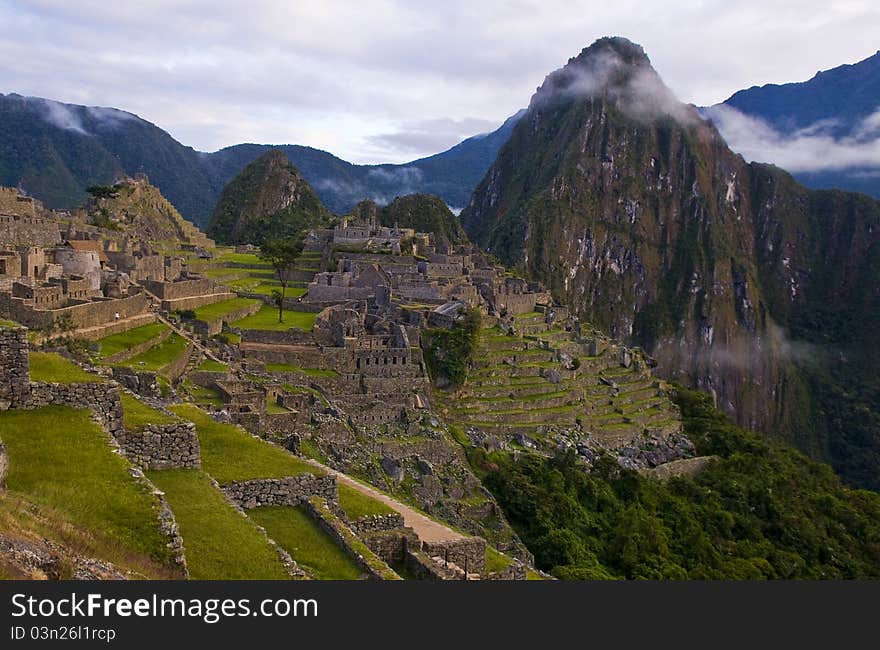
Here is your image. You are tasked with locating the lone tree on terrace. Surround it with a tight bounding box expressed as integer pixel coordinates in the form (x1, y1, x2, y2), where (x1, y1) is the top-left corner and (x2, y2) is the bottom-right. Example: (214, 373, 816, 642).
(259, 235, 305, 324)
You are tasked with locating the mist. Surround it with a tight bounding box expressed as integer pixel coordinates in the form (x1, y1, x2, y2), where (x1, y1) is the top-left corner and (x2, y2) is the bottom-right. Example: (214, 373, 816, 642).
(704, 104, 880, 172)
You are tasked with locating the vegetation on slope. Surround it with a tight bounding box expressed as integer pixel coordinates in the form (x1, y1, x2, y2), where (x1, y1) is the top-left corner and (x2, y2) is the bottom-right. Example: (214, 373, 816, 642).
(230, 306, 317, 331)
(29, 352, 99, 383)
(0, 406, 177, 577)
(248, 506, 363, 580)
(374, 194, 469, 244)
(146, 469, 291, 580)
(475, 388, 880, 579)
(170, 404, 317, 484)
(207, 149, 331, 245)
(94, 323, 168, 359)
(421, 308, 481, 388)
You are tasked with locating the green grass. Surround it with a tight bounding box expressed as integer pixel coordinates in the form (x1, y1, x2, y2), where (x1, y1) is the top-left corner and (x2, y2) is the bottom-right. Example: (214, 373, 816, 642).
(266, 401, 290, 414)
(121, 393, 178, 431)
(95, 323, 168, 359)
(0, 318, 20, 327)
(170, 404, 319, 484)
(231, 306, 317, 331)
(28, 352, 98, 383)
(337, 483, 395, 520)
(123, 333, 189, 372)
(265, 363, 338, 377)
(181, 381, 225, 406)
(215, 252, 271, 266)
(146, 470, 291, 579)
(192, 297, 260, 323)
(486, 547, 513, 574)
(197, 358, 228, 372)
(248, 506, 363, 580)
(0, 406, 175, 575)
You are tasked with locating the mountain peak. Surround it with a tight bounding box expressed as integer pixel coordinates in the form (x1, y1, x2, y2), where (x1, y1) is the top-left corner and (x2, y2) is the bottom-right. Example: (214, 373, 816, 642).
(529, 36, 696, 125)
(574, 36, 651, 67)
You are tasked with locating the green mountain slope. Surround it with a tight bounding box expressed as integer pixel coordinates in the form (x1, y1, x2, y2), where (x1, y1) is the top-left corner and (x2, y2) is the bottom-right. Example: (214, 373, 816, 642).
(0, 93, 521, 225)
(461, 37, 880, 490)
(206, 149, 331, 245)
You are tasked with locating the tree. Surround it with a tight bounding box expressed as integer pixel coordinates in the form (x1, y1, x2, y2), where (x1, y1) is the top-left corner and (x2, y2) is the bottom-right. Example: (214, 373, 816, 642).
(259, 235, 304, 324)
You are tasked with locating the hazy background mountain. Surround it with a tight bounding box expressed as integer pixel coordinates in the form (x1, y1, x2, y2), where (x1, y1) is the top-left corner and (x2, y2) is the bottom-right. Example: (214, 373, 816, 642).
(705, 50, 880, 200)
(0, 92, 522, 227)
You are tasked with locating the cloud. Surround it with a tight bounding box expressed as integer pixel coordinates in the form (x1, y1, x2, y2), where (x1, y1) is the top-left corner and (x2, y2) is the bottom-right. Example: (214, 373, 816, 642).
(36, 98, 87, 134)
(365, 117, 499, 158)
(704, 104, 880, 172)
(1, 2, 879, 162)
(530, 46, 701, 125)
(85, 105, 136, 126)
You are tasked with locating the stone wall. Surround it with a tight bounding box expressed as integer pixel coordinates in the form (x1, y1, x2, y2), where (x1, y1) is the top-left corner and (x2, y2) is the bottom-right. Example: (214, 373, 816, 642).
(303, 497, 401, 580)
(141, 278, 217, 301)
(160, 292, 235, 313)
(163, 343, 195, 383)
(193, 300, 260, 338)
(223, 474, 337, 509)
(0, 215, 62, 247)
(349, 512, 405, 536)
(0, 292, 151, 331)
(27, 382, 123, 437)
(111, 367, 161, 398)
(240, 329, 316, 346)
(0, 327, 31, 409)
(115, 422, 201, 470)
(360, 529, 413, 565)
(421, 537, 486, 576)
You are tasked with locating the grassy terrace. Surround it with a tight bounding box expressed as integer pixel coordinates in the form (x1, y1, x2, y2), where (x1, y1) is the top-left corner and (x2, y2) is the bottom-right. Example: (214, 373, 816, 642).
(192, 297, 260, 322)
(214, 252, 270, 266)
(121, 393, 178, 430)
(265, 363, 338, 377)
(0, 406, 176, 577)
(229, 280, 308, 298)
(146, 470, 290, 579)
(95, 323, 167, 359)
(29, 352, 98, 383)
(248, 506, 363, 580)
(181, 381, 225, 406)
(337, 483, 395, 520)
(197, 358, 228, 372)
(231, 306, 317, 331)
(170, 404, 318, 484)
(123, 333, 189, 372)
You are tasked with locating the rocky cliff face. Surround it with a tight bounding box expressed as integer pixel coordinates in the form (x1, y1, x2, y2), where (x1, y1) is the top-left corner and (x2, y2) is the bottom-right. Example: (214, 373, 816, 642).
(207, 149, 331, 245)
(461, 37, 880, 488)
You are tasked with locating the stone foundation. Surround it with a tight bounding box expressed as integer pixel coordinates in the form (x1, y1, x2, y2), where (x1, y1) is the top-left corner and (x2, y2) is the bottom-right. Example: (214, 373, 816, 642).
(421, 537, 487, 576)
(349, 512, 405, 536)
(115, 422, 201, 470)
(223, 474, 337, 509)
(0, 327, 31, 409)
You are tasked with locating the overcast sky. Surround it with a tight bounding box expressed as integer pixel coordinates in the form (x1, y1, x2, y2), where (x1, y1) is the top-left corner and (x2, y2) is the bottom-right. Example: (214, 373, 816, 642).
(1, 1, 878, 164)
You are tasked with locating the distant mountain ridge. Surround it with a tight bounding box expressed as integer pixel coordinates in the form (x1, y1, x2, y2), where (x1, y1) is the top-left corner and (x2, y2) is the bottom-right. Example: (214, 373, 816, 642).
(0, 92, 523, 227)
(706, 49, 880, 199)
